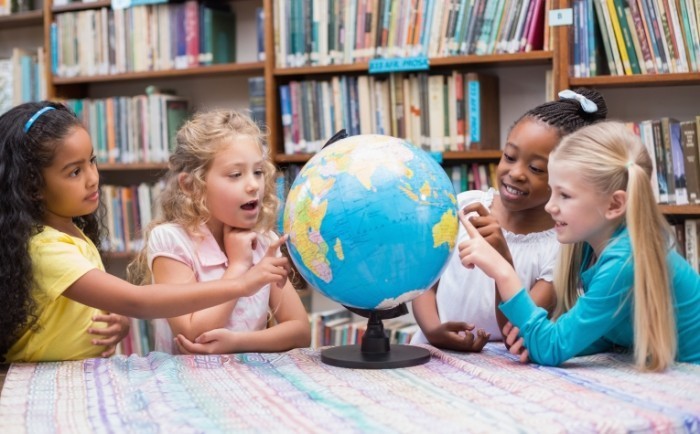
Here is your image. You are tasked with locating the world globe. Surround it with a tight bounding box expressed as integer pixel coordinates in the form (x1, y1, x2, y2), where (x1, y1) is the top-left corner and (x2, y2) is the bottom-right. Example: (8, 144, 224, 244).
(283, 134, 459, 311)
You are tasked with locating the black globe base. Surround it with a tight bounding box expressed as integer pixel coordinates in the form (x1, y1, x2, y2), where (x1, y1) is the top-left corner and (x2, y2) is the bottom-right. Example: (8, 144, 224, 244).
(320, 304, 431, 369)
(321, 344, 430, 369)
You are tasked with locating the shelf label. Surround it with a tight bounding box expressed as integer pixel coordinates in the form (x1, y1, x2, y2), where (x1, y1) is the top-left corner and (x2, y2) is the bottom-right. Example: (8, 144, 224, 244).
(549, 9, 573, 26)
(429, 152, 443, 163)
(368, 56, 430, 74)
(112, 0, 167, 10)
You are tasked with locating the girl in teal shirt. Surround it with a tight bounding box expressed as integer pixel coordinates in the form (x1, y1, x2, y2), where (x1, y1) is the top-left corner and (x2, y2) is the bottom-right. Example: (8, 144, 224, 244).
(459, 120, 700, 371)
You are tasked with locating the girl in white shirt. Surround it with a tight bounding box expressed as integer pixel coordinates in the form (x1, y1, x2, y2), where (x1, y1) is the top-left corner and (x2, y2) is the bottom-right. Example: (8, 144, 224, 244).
(411, 88, 608, 352)
(129, 110, 310, 354)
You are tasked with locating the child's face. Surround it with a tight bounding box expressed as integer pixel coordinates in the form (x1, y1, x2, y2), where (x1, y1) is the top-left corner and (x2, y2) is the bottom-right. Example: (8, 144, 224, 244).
(496, 119, 559, 213)
(545, 162, 615, 250)
(40, 127, 100, 229)
(204, 136, 265, 231)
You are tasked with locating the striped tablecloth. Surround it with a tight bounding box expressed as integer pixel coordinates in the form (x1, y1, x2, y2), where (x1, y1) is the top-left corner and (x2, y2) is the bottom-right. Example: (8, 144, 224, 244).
(1, 344, 698, 433)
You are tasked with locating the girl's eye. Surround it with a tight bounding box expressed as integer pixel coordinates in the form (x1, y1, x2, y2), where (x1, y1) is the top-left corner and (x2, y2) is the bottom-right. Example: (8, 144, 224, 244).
(70, 168, 81, 177)
(229, 172, 242, 178)
(90, 156, 97, 165)
(503, 154, 515, 162)
(254, 169, 264, 176)
(530, 166, 545, 174)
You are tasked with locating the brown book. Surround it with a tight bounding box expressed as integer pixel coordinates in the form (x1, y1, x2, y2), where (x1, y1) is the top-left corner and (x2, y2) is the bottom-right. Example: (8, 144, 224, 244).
(680, 121, 700, 204)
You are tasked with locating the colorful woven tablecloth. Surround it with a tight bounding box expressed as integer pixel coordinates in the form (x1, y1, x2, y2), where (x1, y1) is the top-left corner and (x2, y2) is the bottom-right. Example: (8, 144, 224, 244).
(1, 344, 698, 433)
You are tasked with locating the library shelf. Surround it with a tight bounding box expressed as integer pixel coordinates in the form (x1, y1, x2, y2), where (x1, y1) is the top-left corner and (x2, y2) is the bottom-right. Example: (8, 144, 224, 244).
(0, 9, 43, 28)
(52, 62, 266, 85)
(273, 51, 554, 77)
(274, 150, 502, 165)
(98, 163, 168, 172)
(569, 73, 700, 89)
(658, 205, 700, 216)
(102, 251, 135, 260)
(52, 0, 111, 13)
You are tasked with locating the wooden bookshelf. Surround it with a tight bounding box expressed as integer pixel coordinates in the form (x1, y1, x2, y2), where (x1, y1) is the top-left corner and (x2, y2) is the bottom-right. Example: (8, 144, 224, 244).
(274, 150, 502, 165)
(53, 62, 265, 85)
(98, 162, 168, 172)
(569, 73, 700, 89)
(274, 51, 553, 77)
(658, 205, 700, 216)
(52, 0, 111, 13)
(0, 9, 43, 28)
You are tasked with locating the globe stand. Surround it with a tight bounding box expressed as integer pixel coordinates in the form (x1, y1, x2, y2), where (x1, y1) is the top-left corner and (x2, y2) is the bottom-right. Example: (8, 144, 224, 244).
(320, 303, 431, 369)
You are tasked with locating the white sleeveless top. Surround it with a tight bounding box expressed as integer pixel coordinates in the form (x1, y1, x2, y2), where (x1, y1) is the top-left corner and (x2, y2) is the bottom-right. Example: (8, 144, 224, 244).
(411, 189, 559, 343)
(147, 223, 273, 354)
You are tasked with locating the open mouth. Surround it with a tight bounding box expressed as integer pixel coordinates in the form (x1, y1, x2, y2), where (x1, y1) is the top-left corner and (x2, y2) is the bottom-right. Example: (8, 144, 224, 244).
(241, 200, 258, 211)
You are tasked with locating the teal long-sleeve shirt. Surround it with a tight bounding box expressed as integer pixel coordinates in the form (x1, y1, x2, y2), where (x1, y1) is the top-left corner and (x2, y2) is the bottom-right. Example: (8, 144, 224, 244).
(499, 226, 700, 366)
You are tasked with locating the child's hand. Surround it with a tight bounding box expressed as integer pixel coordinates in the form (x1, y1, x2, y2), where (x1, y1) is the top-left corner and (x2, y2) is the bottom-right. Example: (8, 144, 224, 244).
(174, 329, 233, 355)
(458, 211, 510, 277)
(461, 203, 512, 263)
(238, 235, 290, 296)
(223, 227, 257, 269)
(503, 322, 530, 363)
(88, 313, 130, 357)
(425, 321, 490, 352)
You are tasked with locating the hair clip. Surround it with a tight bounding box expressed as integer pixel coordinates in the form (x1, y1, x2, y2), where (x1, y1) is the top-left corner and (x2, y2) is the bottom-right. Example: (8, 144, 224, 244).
(558, 89, 598, 114)
(24, 106, 56, 133)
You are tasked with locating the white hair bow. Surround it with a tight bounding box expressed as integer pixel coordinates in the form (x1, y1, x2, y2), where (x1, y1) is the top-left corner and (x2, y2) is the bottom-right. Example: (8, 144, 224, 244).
(557, 89, 598, 113)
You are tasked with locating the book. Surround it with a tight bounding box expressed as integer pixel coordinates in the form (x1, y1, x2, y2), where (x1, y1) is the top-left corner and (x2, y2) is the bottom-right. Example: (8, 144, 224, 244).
(680, 120, 700, 204)
(464, 72, 499, 149)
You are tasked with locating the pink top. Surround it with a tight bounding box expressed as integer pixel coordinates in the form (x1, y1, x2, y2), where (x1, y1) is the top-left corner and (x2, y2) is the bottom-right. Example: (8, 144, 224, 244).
(147, 223, 274, 354)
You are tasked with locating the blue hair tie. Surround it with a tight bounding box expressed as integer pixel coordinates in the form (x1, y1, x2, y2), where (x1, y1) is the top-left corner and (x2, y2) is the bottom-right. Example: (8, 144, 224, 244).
(558, 90, 598, 113)
(24, 107, 56, 133)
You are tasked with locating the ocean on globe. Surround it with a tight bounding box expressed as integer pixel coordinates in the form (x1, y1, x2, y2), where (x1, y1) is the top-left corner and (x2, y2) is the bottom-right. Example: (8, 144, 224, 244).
(283, 134, 458, 310)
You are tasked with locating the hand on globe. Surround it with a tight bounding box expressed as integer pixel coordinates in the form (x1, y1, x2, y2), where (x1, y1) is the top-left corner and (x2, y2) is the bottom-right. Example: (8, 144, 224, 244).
(424, 321, 490, 352)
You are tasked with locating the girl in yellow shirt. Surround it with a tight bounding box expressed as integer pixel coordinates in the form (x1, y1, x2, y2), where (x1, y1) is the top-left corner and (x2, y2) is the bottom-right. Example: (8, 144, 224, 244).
(0, 102, 290, 362)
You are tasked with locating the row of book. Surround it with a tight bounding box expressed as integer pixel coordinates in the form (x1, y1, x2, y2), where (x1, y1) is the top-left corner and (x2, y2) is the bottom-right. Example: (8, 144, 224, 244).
(0, 0, 33, 15)
(101, 182, 165, 253)
(279, 71, 499, 155)
(273, 0, 551, 68)
(309, 308, 418, 348)
(627, 116, 700, 205)
(572, 0, 700, 77)
(0, 47, 47, 116)
(51, 1, 238, 78)
(63, 88, 189, 164)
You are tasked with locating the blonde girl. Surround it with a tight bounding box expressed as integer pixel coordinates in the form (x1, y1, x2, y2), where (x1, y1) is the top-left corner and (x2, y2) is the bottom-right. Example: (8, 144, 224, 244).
(129, 110, 310, 354)
(459, 121, 700, 371)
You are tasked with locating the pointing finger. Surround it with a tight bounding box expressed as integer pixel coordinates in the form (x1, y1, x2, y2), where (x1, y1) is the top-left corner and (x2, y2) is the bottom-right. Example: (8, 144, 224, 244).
(266, 234, 289, 257)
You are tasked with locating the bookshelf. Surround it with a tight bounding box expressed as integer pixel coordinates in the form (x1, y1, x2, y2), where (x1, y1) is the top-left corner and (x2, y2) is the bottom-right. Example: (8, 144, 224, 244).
(556, 0, 700, 222)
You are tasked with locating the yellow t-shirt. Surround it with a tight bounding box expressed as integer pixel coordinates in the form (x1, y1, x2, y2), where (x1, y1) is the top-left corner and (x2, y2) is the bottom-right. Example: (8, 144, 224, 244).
(5, 226, 107, 362)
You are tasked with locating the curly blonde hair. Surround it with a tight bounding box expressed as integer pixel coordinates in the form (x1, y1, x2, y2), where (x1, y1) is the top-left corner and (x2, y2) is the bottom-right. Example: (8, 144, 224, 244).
(128, 110, 279, 285)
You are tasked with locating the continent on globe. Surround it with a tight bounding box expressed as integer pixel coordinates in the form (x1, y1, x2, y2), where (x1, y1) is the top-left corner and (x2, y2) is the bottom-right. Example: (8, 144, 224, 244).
(283, 134, 458, 310)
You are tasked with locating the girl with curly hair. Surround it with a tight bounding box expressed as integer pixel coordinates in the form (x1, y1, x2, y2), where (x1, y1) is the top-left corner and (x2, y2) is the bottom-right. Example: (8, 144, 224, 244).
(0, 102, 290, 362)
(128, 110, 310, 354)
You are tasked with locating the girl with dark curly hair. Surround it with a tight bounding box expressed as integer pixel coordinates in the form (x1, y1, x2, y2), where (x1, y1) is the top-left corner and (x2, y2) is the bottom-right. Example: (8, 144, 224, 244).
(0, 101, 290, 363)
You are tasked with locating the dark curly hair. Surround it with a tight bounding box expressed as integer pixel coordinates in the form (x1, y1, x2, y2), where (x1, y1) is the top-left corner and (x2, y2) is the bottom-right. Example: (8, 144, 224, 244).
(0, 101, 105, 361)
(516, 87, 608, 135)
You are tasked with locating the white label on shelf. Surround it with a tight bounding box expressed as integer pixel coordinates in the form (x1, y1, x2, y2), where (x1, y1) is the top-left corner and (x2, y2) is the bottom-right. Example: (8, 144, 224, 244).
(549, 9, 574, 26)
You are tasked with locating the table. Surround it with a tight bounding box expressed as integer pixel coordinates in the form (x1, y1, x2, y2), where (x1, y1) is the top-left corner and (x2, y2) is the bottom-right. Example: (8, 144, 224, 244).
(0, 364, 7, 394)
(1, 344, 698, 432)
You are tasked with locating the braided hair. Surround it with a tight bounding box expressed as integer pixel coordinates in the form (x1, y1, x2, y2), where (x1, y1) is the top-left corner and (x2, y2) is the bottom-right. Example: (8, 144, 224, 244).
(517, 87, 608, 136)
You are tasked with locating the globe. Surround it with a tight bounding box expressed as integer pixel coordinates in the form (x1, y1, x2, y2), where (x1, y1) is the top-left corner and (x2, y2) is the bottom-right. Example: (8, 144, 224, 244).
(283, 134, 459, 311)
